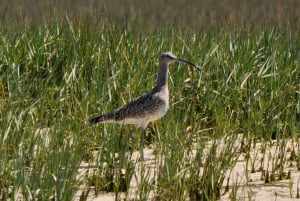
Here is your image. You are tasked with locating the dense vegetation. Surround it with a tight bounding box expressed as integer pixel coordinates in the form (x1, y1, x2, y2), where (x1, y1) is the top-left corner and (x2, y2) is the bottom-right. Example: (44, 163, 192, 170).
(0, 0, 299, 200)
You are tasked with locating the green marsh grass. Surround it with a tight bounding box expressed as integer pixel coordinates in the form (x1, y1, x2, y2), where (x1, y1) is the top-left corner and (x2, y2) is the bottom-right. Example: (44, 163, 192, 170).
(0, 20, 299, 200)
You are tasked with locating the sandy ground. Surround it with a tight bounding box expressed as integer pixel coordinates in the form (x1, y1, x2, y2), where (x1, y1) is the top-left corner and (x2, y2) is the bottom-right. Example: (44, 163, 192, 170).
(75, 137, 300, 201)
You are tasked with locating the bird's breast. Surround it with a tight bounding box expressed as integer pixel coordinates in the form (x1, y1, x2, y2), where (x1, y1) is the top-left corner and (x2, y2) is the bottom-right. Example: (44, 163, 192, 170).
(150, 87, 169, 121)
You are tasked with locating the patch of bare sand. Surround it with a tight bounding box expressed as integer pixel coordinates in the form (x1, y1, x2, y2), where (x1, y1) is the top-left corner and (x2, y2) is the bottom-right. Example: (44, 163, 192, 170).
(75, 138, 300, 201)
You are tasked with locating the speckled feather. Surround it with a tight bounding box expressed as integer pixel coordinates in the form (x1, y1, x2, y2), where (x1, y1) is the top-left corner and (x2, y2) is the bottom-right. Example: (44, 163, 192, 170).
(91, 92, 162, 120)
(89, 85, 168, 128)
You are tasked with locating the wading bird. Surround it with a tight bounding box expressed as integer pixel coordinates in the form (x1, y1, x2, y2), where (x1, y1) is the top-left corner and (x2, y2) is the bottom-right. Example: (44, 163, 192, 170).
(90, 52, 201, 160)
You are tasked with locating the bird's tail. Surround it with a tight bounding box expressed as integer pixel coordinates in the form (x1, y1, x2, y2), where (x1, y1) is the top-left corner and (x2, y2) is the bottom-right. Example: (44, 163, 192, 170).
(89, 115, 105, 124)
(89, 113, 115, 125)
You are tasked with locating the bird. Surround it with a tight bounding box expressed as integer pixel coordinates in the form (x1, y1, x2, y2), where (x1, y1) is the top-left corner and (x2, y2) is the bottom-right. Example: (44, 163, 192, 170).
(90, 52, 201, 160)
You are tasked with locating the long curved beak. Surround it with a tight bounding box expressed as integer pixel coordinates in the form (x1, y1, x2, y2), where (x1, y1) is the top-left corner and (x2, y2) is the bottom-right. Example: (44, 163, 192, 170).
(176, 58, 201, 71)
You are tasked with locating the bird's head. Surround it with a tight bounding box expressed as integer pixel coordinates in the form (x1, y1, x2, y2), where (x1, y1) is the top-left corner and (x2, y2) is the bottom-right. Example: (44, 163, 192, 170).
(159, 52, 178, 64)
(159, 52, 201, 71)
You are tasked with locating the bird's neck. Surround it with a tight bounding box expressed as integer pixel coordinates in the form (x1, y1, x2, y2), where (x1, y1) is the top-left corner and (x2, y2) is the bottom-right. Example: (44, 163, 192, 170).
(154, 62, 168, 90)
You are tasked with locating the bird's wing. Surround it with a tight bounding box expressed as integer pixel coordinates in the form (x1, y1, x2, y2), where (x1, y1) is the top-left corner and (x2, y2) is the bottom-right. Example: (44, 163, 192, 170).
(110, 92, 165, 120)
(90, 92, 165, 124)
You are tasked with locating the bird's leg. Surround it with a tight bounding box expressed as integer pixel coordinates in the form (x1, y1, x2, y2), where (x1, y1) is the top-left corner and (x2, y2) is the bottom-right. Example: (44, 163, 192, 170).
(124, 127, 138, 158)
(128, 127, 138, 140)
(125, 127, 145, 161)
(140, 129, 145, 161)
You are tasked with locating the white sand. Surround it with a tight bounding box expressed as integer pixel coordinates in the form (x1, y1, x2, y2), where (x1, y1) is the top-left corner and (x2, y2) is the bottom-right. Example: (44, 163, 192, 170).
(75, 137, 300, 201)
